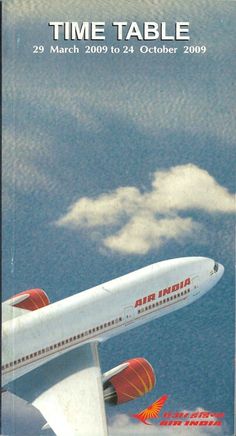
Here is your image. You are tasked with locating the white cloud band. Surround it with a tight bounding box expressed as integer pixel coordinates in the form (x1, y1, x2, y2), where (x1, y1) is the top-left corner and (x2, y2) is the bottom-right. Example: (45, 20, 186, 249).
(55, 164, 235, 255)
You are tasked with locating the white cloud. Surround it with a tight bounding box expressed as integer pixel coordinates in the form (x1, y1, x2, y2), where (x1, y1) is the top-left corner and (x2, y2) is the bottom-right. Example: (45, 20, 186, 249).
(108, 409, 225, 436)
(104, 215, 199, 255)
(57, 187, 142, 228)
(55, 164, 235, 254)
(148, 165, 235, 213)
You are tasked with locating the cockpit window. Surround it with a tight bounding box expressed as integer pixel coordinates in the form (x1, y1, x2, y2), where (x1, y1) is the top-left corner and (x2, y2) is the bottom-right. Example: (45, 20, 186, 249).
(213, 262, 219, 273)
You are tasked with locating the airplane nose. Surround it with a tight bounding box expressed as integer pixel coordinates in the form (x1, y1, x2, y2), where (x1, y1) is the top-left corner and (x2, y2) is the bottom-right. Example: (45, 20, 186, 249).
(211, 260, 224, 284)
(218, 263, 224, 279)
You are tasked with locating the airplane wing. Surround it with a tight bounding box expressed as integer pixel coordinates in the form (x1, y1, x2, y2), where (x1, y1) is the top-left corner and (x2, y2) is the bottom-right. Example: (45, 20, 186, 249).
(7, 342, 108, 436)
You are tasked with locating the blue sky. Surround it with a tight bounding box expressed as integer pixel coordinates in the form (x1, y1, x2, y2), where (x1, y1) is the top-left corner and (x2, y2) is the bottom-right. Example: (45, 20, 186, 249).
(2, 1, 235, 435)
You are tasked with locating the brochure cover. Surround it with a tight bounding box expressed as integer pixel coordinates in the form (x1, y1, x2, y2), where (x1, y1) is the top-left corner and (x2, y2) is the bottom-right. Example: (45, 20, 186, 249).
(2, 1, 235, 435)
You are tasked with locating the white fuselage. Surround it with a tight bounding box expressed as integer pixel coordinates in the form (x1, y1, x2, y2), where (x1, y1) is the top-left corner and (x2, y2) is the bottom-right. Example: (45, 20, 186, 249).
(2, 257, 224, 385)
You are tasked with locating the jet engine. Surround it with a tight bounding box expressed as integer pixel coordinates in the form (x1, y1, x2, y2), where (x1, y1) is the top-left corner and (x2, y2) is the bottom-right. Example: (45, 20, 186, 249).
(103, 358, 156, 405)
(10, 288, 50, 311)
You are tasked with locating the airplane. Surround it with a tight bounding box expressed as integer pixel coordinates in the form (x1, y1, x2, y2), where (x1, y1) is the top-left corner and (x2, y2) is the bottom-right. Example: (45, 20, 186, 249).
(2, 256, 224, 435)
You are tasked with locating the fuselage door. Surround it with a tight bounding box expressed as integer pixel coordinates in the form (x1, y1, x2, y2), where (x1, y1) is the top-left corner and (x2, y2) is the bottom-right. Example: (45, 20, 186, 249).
(124, 306, 135, 325)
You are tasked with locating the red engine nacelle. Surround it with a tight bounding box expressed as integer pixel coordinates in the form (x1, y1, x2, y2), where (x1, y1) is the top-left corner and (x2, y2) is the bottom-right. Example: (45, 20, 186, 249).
(104, 357, 156, 405)
(12, 288, 50, 311)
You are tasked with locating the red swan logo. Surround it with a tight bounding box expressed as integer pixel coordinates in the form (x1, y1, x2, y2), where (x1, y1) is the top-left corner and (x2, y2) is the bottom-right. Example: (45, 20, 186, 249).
(132, 394, 168, 425)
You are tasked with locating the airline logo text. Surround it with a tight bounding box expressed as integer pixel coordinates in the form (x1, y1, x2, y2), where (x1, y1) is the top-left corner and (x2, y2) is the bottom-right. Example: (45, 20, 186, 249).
(132, 395, 225, 427)
(134, 277, 191, 308)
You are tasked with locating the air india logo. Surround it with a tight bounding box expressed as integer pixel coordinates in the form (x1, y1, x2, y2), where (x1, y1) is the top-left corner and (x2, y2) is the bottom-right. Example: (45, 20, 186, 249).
(132, 394, 168, 425)
(131, 395, 225, 428)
